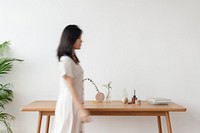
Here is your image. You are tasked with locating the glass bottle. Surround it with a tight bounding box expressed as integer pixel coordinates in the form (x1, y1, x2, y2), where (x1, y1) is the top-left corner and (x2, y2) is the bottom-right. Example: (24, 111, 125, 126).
(121, 89, 128, 104)
(105, 88, 111, 103)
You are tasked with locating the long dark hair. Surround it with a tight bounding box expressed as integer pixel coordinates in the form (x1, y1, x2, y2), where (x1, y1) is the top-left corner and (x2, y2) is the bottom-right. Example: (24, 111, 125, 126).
(57, 25, 82, 64)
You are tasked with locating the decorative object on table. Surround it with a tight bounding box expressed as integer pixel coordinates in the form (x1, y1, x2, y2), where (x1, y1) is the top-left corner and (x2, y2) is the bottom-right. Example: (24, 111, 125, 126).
(83, 78, 105, 102)
(147, 97, 171, 105)
(121, 89, 128, 104)
(135, 100, 141, 105)
(121, 97, 128, 104)
(132, 89, 137, 104)
(0, 41, 23, 133)
(103, 81, 112, 103)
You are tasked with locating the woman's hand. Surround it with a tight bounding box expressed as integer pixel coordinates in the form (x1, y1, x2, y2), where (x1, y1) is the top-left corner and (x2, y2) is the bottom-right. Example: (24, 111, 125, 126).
(79, 108, 91, 123)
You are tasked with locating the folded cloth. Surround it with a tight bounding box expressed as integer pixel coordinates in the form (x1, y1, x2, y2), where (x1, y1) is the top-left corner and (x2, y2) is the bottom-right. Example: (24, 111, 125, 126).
(147, 97, 171, 105)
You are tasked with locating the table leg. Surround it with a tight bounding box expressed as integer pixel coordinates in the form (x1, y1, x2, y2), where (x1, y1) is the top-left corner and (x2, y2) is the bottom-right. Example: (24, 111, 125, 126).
(45, 115, 51, 133)
(165, 112, 172, 133)
(157, 116, 162, 133)
(37, 112, 43, 133)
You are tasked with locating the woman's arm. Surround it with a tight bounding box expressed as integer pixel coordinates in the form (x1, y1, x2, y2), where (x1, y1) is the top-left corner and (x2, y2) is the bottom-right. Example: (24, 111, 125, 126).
(63, 75, 90, 123)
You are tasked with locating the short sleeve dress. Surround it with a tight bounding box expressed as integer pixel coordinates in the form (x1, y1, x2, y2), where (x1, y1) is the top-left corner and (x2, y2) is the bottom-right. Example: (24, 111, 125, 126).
(52, 56, 84, 133)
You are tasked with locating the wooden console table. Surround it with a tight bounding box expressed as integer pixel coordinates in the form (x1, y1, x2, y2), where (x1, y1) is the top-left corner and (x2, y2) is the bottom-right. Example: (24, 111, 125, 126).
(21, 100, 186, 133)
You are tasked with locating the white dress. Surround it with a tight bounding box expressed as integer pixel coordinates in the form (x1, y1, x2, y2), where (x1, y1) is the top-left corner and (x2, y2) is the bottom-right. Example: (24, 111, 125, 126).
(52, 56, 84, 133)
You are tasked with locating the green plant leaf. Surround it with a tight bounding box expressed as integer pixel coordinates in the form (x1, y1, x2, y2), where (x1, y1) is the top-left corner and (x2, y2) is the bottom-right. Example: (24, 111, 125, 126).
(103, 82, 112, 90)
(0, 84, 13, 109)
(0, 41, 10, 56)
(0, 58, 23, 77)
(0, 111, 14, 133)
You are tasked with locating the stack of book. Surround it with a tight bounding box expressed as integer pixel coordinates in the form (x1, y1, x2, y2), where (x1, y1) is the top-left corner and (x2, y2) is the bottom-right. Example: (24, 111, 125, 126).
(147, 97, 171, 105)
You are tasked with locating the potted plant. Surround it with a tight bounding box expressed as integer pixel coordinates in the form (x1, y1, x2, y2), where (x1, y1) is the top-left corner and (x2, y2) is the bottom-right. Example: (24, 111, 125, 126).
(0, 41, 23, 133)
(83, 78, 105, 102)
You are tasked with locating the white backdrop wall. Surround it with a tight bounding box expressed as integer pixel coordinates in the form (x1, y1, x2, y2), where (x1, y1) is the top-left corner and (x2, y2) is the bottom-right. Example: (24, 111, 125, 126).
(0, 0, 200, 133)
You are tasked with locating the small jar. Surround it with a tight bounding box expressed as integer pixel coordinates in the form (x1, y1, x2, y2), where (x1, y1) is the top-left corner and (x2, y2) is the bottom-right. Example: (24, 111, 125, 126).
(135, 100, 141, 105)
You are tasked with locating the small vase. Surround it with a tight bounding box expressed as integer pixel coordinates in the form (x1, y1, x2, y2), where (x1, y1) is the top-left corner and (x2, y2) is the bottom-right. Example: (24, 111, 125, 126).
(95, 92, 105, 102)
(105, 89, 112, 102)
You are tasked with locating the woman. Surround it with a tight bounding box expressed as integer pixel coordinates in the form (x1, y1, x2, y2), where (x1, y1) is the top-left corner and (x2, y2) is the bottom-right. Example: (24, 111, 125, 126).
(52, 25, 90, 133)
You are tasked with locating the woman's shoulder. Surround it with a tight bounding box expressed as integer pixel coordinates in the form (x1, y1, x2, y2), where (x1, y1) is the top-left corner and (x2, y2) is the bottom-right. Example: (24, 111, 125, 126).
(60, 55, 73, 63)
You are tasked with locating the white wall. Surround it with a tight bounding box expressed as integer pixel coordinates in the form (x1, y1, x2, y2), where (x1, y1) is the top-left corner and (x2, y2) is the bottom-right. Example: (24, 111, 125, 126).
(0, 0, 200, 132)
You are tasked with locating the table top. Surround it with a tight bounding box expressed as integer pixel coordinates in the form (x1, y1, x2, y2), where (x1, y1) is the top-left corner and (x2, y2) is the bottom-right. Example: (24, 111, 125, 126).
(21, 100, 186, 112)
